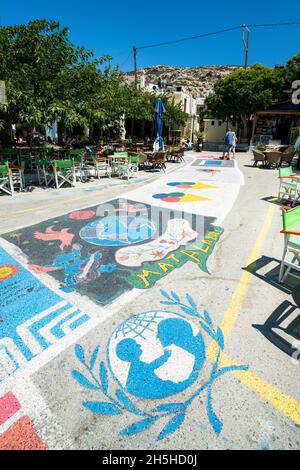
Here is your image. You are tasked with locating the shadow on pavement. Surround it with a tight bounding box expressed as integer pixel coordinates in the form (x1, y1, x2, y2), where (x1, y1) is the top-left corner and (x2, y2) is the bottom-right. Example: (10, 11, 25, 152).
(243, 255, 300, 359)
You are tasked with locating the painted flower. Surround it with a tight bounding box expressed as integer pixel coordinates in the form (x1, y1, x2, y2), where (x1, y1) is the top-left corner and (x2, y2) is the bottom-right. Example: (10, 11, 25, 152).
(0, 265, 19, 282)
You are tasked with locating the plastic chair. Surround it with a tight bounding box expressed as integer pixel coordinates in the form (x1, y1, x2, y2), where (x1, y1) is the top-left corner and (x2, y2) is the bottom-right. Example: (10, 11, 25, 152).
(0, 161, 14, 196)
(279, 205, 300, 283)
(52, 160, 76, 188)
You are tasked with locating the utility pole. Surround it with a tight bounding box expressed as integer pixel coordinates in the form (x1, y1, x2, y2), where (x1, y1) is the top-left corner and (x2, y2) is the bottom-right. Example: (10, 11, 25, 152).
(133, 46, 138, 88)
(242, 24, 250, 69)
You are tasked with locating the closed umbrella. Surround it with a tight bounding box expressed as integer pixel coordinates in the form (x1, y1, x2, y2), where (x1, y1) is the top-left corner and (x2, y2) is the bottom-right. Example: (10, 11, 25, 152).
(154, 98, 165, 151)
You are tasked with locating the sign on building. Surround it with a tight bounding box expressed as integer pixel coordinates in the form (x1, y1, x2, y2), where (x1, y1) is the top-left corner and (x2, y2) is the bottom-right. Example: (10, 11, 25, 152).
(0, 81, 6, 104)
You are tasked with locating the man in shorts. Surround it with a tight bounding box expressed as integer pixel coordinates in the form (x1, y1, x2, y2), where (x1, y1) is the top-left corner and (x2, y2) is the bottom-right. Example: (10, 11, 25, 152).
(221, 128, 236, 160)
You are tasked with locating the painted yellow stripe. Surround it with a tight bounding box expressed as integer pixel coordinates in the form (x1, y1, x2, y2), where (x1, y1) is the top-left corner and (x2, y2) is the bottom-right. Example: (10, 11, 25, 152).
(208, 348, 300, 425)
(219, 200, 277, 343)
(206, 198, 300, 425)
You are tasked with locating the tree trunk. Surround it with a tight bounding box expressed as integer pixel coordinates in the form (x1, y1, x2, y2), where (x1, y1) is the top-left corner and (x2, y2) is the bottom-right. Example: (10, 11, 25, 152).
(0, 112, 13, 148)
(241, 115, 248, 139)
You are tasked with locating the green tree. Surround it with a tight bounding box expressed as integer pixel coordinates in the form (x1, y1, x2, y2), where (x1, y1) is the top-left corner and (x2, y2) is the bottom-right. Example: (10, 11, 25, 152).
(0, 19, 111, 145)
(282, 53, 300, 87)
(205, 64, 283, 137)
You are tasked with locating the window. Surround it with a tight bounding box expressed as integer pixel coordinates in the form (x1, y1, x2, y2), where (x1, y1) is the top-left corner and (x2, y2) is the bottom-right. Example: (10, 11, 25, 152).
(211, 121, 215, 126)
(218, 121, 222, 126)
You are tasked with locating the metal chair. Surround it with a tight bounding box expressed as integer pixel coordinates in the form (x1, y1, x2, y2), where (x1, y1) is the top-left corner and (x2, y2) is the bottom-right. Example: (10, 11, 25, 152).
(279, 205, 300, 283)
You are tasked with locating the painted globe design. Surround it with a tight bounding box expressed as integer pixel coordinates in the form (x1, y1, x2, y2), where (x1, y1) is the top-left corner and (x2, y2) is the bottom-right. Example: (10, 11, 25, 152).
(107, 311, 206, 399)
(79, 216, 156, 246)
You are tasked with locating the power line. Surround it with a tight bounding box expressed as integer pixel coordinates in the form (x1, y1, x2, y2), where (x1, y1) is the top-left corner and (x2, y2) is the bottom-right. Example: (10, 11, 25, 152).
(132, 21, 300, 86)
(136, 22, 300, 50)
(138, 25, 241, 50)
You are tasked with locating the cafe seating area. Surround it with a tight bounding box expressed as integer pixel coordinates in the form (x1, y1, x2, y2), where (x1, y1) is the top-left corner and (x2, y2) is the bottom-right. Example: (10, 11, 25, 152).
(252, 144, 298, 169)
(0, 142, 186, 196)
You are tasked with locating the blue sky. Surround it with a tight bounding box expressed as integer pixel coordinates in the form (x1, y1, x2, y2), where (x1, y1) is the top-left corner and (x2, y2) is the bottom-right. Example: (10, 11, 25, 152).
(1, 0, 300, 71)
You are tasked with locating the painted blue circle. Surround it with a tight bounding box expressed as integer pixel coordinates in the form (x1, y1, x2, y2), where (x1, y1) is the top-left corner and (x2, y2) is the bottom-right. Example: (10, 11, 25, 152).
(107, 311, 206, 399)
(79, 215, 156, 246)
(152, 193, 167, 199)
(167, 182, 180, 187)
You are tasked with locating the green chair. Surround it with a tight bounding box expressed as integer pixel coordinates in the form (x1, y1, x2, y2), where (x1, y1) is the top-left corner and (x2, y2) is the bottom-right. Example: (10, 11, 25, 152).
(52, 160, 76, 189)
(279, 205, 300, 283)
(36, 157, 55, 187)
(0, 162, 14, 196)
(111, 152, 128, 176)
(118, 154, 140, 180)
(69, 150, 87, 182)
(278, 167, 298, 202)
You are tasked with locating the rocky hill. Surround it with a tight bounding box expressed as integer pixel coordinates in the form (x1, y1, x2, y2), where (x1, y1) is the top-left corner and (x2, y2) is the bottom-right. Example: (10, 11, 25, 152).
(124, 65, 240, 98)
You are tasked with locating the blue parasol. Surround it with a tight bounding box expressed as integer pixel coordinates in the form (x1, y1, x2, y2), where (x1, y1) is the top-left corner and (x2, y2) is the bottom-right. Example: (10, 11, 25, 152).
(154, 98, 165, 151)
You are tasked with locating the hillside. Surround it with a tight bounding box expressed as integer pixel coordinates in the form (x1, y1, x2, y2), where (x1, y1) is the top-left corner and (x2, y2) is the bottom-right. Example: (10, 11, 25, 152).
(124, 65, 240, 98)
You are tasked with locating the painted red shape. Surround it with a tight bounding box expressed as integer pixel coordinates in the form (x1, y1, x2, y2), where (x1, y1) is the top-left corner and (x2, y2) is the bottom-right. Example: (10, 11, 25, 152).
(34, 226, 74, 250)
(69, 210, 95, 220)
(163, 197, 181, 202)
(28, 264, 58, 274)
(0, 392, 21, 426)
(0, 416, 46, 450)
(177, 184, 192, 188)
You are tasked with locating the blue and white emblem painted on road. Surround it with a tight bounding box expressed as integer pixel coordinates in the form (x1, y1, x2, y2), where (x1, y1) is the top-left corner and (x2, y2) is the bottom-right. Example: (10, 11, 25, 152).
(72, 290, 249, 440)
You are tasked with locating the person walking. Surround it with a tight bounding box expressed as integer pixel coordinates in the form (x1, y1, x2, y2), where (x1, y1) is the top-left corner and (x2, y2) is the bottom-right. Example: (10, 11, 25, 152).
(221, 128, 236, 160)
(232, 132, 237, 159)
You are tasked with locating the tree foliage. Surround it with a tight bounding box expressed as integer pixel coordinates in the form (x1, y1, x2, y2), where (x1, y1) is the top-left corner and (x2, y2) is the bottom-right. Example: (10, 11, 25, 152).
(282, 53, 300, 86)
(205, 64, 284, 136)
(0, 18, 189, 144)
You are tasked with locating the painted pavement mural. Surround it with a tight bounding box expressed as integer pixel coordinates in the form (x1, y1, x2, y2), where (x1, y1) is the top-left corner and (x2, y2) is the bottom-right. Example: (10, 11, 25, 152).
(192, 159, 235, 168)
(0, 246, 90, 383)
(2, 199, 223, 304)
(72, 290, 248, 440)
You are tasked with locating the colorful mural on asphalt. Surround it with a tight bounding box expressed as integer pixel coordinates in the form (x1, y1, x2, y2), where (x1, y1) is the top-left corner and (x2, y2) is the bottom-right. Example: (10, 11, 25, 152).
(72, 290, 248, 440)
(123, 163, 243, 225)
(192, 159, 235, 168)
(0, 246, 90, 383)
(2, 199, 222, 304)
(0, 392, 46, 449)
